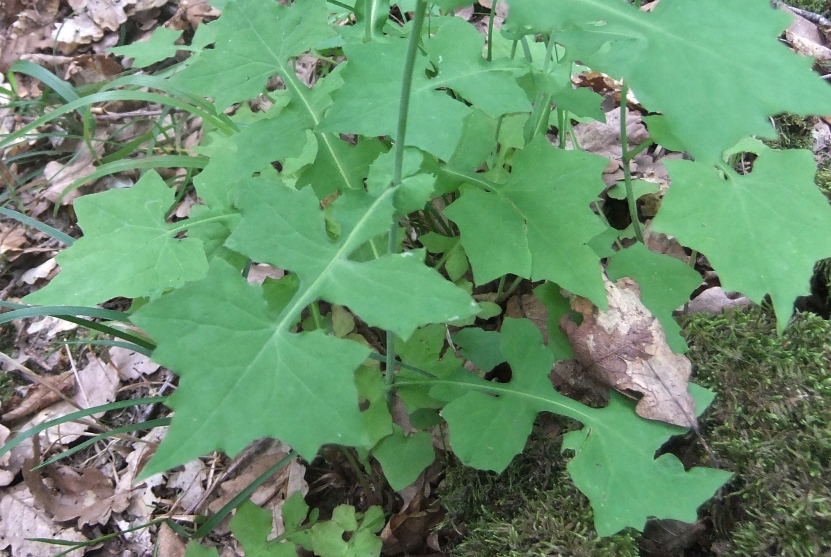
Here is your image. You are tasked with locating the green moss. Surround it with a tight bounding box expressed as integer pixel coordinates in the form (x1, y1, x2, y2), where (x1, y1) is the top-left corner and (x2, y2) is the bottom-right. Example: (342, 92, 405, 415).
(438, 419, 640, 556)
(682, 306, 831, 557)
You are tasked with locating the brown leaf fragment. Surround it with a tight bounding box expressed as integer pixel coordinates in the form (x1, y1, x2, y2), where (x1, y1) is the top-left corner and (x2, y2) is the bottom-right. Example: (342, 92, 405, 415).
(0, 484, 87, 557)
(24, 460, 129, 528)
(560, 276, 698, 428)
(156, 522, 187, 557)
(1, 370, 75, 423)
(380, 477, 443, 556)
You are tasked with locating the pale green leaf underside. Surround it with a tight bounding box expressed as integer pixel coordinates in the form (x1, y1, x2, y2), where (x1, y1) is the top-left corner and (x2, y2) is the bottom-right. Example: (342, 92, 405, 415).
(506, 0, 831, 163)
(25, 171, 208, 307)
(652, 145, 831, 331)
(434, 318, 730, 535)
(444, 136, 608, 307)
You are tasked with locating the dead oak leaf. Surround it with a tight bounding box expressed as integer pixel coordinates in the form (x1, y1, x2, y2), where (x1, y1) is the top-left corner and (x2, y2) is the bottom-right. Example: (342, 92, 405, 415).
(23, 461, 129, 528)
(560, 276, 697, 428)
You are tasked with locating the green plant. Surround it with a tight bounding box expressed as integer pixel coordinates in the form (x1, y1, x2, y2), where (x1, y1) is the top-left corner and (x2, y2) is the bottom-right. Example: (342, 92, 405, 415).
(3, 0, 831, 550)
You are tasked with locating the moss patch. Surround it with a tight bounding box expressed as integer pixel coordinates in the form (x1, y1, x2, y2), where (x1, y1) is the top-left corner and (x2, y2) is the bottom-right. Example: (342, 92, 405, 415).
(438, 417, 640, 556)
(682, 306, 831, 556)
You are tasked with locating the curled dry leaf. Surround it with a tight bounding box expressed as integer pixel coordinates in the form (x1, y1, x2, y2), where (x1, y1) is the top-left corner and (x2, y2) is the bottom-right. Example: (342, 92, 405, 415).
(560, 276, 698, 428)
(1, 370, 75, 423)
(23, 460, 130, 528)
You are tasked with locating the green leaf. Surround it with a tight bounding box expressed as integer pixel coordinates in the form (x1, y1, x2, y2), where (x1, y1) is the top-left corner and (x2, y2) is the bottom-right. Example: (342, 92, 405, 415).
(431, 318, 731, 534)
(373, 426, 435, 490)
(231, 499, 298, 557)
(452, 328, 504, 372)
(505, 0, 831, 163)
(25, 171, 209, 307)
(651, 143, 831, 331)
(171, 0, 335, 110)
(606, 243, 702, 353)
(310, 505, 384, 557)
(563, 390, 732, 536)
(132, 259, 370, 475)
(227, 184, 479, 339)
(110, 27, 186, 68)
(194, 104, 312, 210)
(355, 366, 393, 446)
(444, 136, 608, 307)
(320, 18, 530, 160)
(184, 543, 220, 557)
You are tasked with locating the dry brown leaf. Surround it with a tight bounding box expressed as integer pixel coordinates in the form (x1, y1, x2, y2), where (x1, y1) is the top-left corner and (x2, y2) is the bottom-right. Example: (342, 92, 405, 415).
(206, 442, 303, 513)
(156, 522, 187, 557)
(505, 293, 549, 342)
(0, 0, 60, 72)
(39, 132, 106, 205)
(168, 459, 207, 513)
(380, 477, 443, 556)
(0, 223, 29, 257)
(684, 287, 751, 315)
(0, 484, 88, 556)
(21, 257, 58, 285)
(14, 353, 119, 452)
(108, 347, 160, 380)
(1, 370, 75, 423)
(167, 0, 221, 31)
(24, 461, 130, 528)
(0, 425, 15, 486)
(569, 107, 650, 160)
(560, 276, 698, 428)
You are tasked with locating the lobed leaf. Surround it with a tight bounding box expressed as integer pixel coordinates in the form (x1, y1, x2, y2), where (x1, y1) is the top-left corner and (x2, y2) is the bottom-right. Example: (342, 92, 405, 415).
(320, 18, 530, 160)
(433, 318, 731, 535)
(444, 136, 609, 307)
(171, 0, 335, 110)
(651, 142, 831, 331)
(25, 171, 210, 307)
(505, 0, 831, 163)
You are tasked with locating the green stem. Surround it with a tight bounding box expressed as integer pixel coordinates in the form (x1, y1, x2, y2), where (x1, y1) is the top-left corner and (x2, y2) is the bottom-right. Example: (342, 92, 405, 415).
(309, 301, 324, 330)
(363, 0, 374, 42)
(386, 0, 428, 398)
(486, 0, 497, 61)
(619, 81, 644, 243)
(496, 275, 524, 303)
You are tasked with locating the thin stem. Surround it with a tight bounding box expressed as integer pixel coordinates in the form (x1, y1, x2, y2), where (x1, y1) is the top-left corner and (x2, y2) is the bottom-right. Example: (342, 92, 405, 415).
(386, 0, 428, 399)
(496, 275, 524, 303)
(309, 301, 324, 330)
(619, 81, 644, 243)
(363, 0, 373, 42)
(486, 0, 497, 61)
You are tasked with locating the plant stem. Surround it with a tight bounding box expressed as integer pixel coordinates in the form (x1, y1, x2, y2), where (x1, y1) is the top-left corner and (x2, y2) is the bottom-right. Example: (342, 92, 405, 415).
(496, 275, 524, 303)
(619, 81, 644, 243)
(310, 301, 324, 330)
(363, 0, 374, 42)
(386, 0, 428, 398)
(486, 0, 497, 62)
